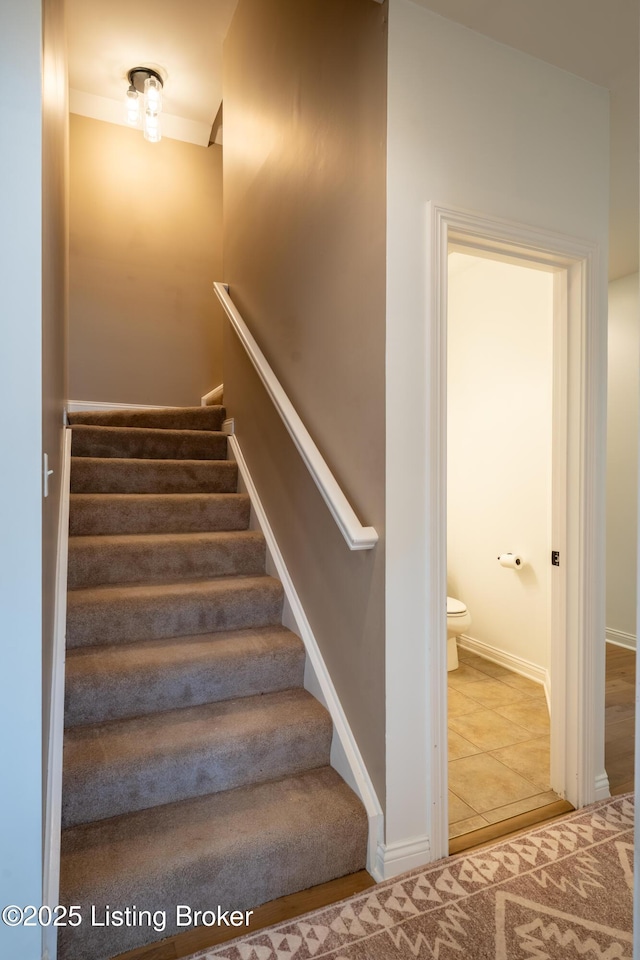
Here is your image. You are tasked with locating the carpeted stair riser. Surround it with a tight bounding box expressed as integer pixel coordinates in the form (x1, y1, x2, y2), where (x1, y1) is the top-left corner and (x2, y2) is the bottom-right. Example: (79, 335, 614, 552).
(68, 406, 226, 432)
(69, 492, 250, 535)
(66, 576, 284, 648)
(64, 627, 306, 727)
(58, 768, 368, 960)
(71, 424, 227, 460)
(60, 405, 368, 960)
(62, 689, 332, 828)
(70, 457, 238, 494)
(67, 531, 266, 588)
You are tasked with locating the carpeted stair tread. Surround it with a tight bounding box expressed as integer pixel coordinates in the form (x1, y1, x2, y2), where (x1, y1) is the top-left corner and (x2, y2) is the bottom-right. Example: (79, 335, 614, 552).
(71, 424, 227, 460)
(62, 688, 332, 828)
(66, 575, 284, 647)
(64, 626, 305, 727)
(70, 457, 238, 494)
(58, 767, 368, 960)
(68, 406, 226, 431)
(60, 401, 369, 960)
(69, 492, 250, 535)
(67, 530, 266, 588)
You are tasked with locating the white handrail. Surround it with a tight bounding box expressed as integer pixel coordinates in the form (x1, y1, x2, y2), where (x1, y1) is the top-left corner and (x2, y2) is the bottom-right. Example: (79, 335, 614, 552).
(214, 282, 378, 551)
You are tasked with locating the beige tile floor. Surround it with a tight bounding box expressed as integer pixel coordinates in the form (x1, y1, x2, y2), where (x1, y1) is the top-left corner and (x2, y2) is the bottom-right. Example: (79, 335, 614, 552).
(448, 647, 560, 838)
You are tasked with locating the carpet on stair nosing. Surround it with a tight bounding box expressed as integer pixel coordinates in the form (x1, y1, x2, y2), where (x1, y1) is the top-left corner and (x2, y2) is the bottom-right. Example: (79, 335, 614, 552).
(63, 626, 306, 726)
(68, 492, 250, 535)
(71, 425, 228, 461)
(62, 689, 332, 827)
(65, 575, 285, 647)
(57, 768, 367, 960)
(66, 530, 267, 589)
(68, 407, 226, 432)
(70, 457, 238, 494)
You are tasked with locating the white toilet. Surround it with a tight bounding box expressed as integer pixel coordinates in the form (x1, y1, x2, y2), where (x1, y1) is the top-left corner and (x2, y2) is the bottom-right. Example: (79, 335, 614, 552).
(446, 596, 471, 671)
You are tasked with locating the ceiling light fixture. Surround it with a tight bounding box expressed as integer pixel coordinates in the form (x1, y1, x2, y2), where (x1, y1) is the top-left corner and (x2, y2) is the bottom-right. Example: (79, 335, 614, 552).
(125, 67, 164, 143)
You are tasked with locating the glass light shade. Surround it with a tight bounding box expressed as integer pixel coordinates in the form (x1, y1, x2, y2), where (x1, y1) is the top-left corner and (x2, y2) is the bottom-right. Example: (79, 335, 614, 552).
(143, 111, 162, 143)
(144, 76, 162, 116)
(124, 87, 140, 127)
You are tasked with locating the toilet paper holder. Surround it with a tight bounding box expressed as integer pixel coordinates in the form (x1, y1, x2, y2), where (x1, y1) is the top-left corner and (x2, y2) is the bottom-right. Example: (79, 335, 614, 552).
(497, 553, 524, 569)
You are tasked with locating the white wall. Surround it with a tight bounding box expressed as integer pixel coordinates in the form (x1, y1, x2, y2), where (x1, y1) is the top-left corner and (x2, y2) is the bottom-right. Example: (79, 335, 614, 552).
(385, 0, 609, 865)
(43, 0, 69, 790)
(606, 273, 639, 645)
(447, 254, 553, 673)
(0, 2, 45, 958)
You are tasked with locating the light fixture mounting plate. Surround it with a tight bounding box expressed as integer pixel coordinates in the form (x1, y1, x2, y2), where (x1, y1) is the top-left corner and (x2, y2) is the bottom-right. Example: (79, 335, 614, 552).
(127, 67, 164, 93)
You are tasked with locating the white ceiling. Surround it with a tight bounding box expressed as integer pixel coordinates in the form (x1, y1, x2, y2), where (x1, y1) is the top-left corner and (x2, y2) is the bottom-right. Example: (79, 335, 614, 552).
(67, 0, 239, 144)
(67, 0, 638, 278)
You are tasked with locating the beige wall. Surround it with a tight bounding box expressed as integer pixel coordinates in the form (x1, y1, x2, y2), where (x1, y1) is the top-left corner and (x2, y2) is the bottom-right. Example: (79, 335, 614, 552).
(223, 0, 387, 801)
(448, 254, 554, 674)
(69, 115, 224, 406)
(606, 273, 639, 643)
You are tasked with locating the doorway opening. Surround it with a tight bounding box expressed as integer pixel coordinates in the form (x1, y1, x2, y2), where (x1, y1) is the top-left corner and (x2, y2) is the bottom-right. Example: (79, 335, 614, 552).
(424, 204, 607, 862)
(445, 250, 566, 848)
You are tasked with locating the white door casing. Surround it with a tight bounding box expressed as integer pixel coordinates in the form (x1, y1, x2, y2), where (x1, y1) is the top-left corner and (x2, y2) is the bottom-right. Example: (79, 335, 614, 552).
(435, 204, 607, 855)
(382, 202, 607, 876)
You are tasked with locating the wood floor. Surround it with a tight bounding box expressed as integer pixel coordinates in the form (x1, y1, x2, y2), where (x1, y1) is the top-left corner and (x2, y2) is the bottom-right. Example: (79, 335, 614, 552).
(605, 642, 635, 795)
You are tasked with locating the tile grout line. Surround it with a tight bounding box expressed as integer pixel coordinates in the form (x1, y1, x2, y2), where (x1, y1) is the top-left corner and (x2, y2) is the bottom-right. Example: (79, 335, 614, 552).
(448, 648, 556, 835)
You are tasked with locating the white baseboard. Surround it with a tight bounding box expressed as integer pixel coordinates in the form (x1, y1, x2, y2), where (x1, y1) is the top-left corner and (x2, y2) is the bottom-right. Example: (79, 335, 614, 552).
(594, 770, 611, 801)
(375, 835, 432, 881)
(66, 400, 181, 414)
(606, 629, 636, 651)
(42, 428, 71, 960)
(201, 383, 224, 406)
(228, 434, 384, 876)
(457, 634, 548, 685)
(457, 634, 550, 708)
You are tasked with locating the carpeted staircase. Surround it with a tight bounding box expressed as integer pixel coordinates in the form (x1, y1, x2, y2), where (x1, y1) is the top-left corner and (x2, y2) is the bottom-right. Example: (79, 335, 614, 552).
(58, 406, 368, 960)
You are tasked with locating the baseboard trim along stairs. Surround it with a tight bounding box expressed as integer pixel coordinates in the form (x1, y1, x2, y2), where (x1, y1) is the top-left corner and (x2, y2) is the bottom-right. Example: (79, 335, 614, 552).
(228, 434, 384, 872)
(66, 400, 181, 415)
(57, 405, 372, 960)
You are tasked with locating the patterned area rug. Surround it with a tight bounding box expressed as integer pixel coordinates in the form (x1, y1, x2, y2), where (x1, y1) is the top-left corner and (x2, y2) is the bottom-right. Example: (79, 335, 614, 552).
(192, 795, 634, 960)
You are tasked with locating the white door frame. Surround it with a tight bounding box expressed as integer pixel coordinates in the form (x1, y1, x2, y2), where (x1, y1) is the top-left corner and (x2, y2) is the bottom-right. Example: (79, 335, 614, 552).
(427, 203, 608, 859)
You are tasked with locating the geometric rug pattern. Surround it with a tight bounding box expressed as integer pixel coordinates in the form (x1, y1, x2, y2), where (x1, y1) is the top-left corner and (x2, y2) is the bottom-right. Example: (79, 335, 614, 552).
(192, 795, 634, 960)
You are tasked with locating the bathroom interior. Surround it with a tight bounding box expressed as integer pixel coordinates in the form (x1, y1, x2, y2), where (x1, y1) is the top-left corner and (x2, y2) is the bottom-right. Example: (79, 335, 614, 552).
(446, 250, 562, 845)
(446, 251, 638, 849)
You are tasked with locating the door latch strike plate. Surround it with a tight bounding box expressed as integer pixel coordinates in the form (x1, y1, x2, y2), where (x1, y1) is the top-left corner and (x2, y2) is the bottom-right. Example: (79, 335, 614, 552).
(551, 550, 560, 567)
